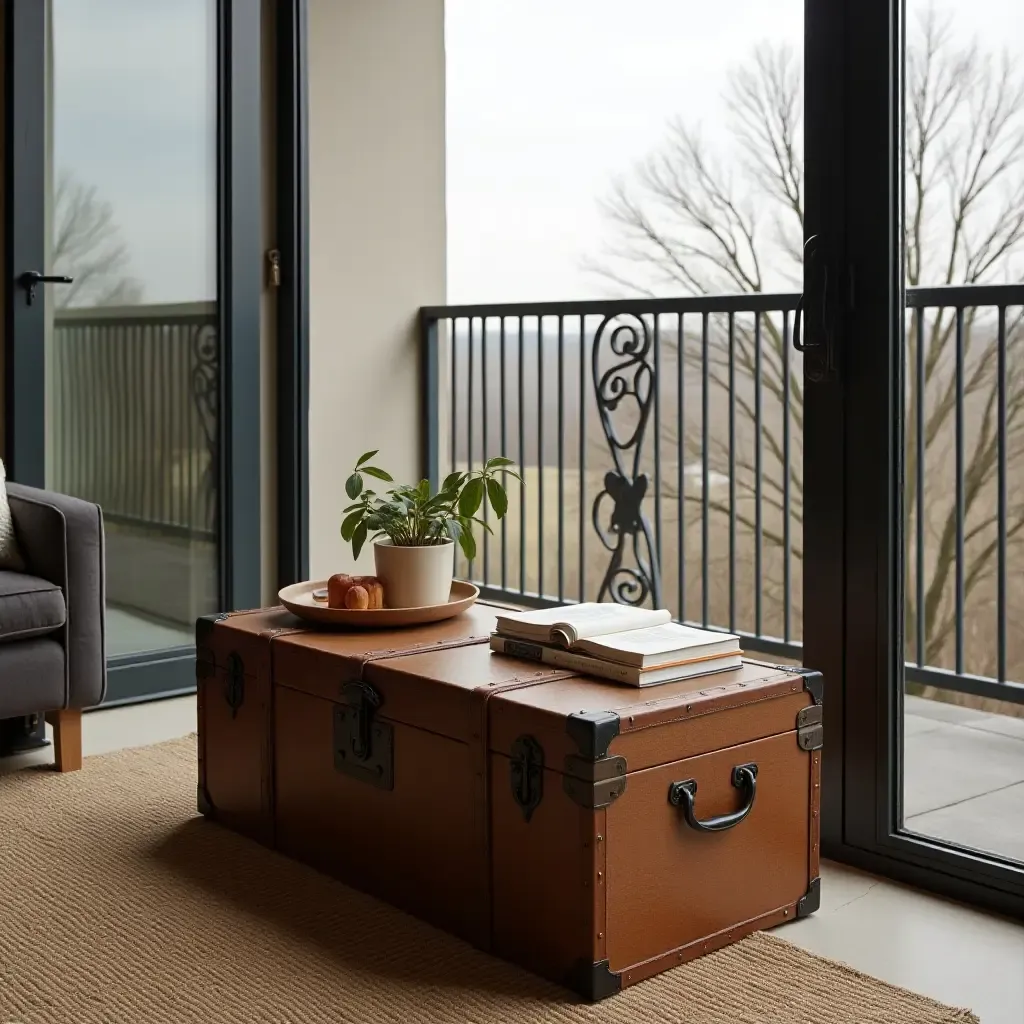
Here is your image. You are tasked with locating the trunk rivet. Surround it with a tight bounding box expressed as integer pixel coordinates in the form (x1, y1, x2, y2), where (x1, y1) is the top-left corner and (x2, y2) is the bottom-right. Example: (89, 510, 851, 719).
(597, 871, 603, 882)
(598, 932, 604, 940)
(597, 834, 604, 842)
(628, 716, 635, 724)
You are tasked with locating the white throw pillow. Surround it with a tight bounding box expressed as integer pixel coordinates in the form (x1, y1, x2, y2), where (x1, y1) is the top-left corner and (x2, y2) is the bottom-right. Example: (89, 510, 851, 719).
(0, 459, 26, 572)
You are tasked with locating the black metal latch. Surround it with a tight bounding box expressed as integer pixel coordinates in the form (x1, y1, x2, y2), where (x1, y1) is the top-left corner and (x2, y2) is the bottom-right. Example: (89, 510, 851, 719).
(224, 651, 245, 718)
(510, 735, 545, 822)
(334, 681, 394, 790)
(792, 234, 841, 382)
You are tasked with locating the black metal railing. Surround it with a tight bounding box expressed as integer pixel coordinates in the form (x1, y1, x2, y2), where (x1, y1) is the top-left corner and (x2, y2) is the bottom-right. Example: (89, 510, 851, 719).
(421, 283, 1024, 705)
(51, 302, 218, 540)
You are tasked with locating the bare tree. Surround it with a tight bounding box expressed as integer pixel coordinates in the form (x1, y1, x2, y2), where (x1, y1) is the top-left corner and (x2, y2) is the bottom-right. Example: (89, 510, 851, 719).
(52, 169, 143, 308)
(591, 6, 1024, 672)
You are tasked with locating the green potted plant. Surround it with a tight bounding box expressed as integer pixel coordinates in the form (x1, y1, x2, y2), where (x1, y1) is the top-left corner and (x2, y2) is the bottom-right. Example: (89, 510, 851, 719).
(341, 451, 520, 608)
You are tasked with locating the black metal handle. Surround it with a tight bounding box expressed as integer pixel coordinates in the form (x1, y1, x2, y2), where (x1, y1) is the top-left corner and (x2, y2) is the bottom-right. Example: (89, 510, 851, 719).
(18, 271, 74, 306)
(668, 762, 758, 833)
(792, 234, 821, 353)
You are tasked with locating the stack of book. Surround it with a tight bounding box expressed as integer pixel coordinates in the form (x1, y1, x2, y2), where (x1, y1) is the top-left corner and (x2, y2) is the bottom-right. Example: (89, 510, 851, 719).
(490, 603, 742, 687)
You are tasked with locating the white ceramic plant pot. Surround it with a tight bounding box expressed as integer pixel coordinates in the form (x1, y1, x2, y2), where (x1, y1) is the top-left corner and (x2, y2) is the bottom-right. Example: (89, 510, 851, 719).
(373, 538, 455, 609)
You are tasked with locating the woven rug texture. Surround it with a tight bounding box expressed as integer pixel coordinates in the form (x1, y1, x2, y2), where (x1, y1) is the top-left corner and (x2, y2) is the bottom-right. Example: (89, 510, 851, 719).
(0, 737, 978, 1024)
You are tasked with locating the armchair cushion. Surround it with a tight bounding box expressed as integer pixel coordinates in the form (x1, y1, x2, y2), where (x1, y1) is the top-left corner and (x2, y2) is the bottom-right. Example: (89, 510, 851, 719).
(5, 484, 106, 709)
(0, 460, 25, 571)
(0, 570, 66, 643)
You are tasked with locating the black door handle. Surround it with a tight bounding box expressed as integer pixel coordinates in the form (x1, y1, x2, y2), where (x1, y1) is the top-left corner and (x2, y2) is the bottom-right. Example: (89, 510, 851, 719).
(793, 234, 823, 353)
(18, 271, 74, 306)
(668, 762, 758, 833)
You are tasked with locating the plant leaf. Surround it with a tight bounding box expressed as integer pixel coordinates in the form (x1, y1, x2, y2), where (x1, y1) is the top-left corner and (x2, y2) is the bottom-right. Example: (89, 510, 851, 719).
(459, 477, 485, 518)
(345, 473, 363, 500)
(441, 471, 465, 492)
(352, 522, 368, 561)
(457, 524, 476, 562)
(361, 466, 394, 482)
(341, 508, 364, 542)
(485, 456, 515, 470)
(356, 450, 378, 468)
(486, 478, 508, 519)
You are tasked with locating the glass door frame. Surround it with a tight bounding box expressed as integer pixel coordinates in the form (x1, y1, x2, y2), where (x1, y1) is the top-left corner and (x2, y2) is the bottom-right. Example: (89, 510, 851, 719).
(3, 0, 264, 705)
(803, 0, 1024, 917)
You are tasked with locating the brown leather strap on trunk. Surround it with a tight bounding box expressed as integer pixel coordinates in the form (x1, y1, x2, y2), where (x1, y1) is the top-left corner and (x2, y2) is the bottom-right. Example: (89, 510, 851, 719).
(468, 667, 580, 949)
(352, 633, 493, 667)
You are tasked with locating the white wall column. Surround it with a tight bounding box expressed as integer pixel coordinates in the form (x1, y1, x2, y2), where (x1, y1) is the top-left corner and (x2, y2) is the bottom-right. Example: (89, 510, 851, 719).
(307, 0, 446, 577)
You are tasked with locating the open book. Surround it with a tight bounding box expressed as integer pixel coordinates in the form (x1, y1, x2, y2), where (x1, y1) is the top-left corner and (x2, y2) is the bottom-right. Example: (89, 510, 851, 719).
(494, 603, 739, 669)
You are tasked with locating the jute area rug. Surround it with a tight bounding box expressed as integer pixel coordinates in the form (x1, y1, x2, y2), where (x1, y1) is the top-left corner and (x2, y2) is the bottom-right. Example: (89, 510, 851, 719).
(0, 738, 977, 1024)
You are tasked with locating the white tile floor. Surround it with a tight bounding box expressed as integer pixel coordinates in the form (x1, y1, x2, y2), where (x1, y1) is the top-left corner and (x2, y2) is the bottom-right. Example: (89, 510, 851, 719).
(4, 696, 1024, 1024)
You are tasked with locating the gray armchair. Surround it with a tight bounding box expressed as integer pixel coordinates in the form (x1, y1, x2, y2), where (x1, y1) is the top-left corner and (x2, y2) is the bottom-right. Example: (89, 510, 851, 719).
(0, 484, 105, 771)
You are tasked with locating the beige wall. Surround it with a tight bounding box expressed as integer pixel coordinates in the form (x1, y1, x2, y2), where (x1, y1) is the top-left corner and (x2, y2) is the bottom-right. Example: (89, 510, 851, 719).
(307, 0, 446, 578)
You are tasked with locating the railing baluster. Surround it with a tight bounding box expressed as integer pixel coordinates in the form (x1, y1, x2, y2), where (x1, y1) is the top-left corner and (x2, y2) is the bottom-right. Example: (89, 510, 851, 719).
(754, 310, 762, 637)
(955, 306, 965, 677)
(482, 315, 490, 583)
(500, 316, 508, 592)
(782, 309, 791, 644)
(557, 314, 565, 602)
(468, 316, 476, 578)
(728, 311, 736, 632)
(916, 308, 925, 668)
(451, 316, 459, 486)
(537, 315, 545, 598)
(677, 313, 685, 622)
(997, 305, 1007, 683)
(518, 316, 526, 594)
(579, 314, 587, 603)
(701, 312, 710, 627)
(654, 314, 663, 571)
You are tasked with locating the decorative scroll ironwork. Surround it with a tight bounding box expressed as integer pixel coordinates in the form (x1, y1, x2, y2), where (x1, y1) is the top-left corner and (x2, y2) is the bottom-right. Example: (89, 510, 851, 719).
(591, 313, 662, 608)
(191, 322, 219, 532)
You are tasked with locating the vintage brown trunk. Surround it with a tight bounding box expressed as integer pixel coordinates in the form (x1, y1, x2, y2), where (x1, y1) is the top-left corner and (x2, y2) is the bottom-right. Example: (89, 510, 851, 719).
(196, 605, 821, 1001)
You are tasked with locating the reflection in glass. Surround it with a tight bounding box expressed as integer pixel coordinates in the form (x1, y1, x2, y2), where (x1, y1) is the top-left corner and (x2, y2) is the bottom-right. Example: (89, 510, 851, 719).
(901, 1, 1024, 864)
(45, 0, 219, 656)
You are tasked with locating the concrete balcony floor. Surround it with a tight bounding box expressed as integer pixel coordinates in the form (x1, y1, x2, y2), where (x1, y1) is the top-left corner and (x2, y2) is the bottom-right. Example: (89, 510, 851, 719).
(904, 694, 1024, 863)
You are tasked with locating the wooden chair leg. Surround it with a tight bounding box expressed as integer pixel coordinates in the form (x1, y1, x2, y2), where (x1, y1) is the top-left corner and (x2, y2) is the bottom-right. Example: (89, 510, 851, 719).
(45, 709, 83, 773)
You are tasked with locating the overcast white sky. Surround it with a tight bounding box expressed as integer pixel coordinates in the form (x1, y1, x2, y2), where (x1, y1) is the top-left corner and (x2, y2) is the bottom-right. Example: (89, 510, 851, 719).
(445, 0, 1023, 304)
(52, 0, 215, 305)
(48, 1, 1020, 307)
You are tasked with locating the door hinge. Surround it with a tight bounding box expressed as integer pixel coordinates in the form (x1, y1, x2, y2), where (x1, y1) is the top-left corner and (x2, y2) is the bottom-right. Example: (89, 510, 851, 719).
(266, 248, 282, 287)
(797, 704, 823, 751)
(510, 735, 545, 822)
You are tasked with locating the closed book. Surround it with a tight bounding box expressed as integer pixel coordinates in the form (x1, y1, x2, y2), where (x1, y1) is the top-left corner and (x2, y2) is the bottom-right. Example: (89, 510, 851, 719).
(490, 634, 743, 687)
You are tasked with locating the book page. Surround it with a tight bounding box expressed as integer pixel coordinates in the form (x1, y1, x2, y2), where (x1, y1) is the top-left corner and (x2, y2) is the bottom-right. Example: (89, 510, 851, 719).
(578, 622, 739, 656)
(495, 602, 671, 641)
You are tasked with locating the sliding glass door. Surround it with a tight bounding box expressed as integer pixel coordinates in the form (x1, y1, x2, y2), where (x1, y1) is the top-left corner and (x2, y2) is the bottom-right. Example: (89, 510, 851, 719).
(4, 0, 263, 704)
(803, 0, 1024, 914)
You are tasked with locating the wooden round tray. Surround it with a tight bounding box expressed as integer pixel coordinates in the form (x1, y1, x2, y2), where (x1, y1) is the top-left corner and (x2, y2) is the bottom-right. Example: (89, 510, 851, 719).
(277, 579, 479, 628)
